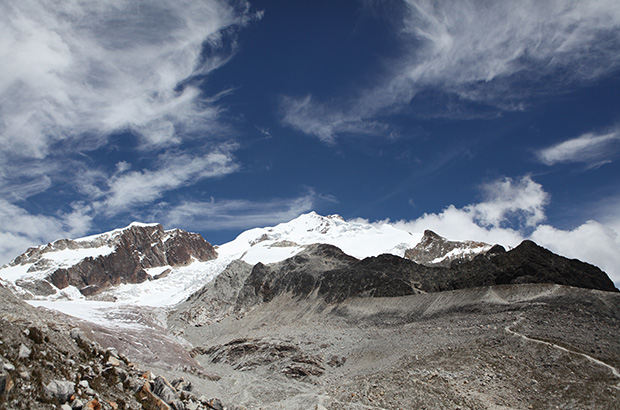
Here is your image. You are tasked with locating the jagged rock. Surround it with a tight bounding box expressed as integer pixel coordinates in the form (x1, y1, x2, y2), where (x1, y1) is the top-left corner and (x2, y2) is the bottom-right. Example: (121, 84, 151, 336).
(404, 230, 492, 267)
(71, 398, 84, 409)
(205, 398, 224, 410)
(194, 338, 324, 379)
(152, 376, 185, 410)
(83, 398, 101, 410)
(44, 379, 76, 403)
(136, 381, 172, 410)
(106, 356, 120, 367)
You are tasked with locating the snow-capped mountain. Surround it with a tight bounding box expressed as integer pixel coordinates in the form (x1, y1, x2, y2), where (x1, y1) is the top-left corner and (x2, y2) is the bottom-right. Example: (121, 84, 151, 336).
(0, 212, 494, 306)
(0, 222, 217, 302)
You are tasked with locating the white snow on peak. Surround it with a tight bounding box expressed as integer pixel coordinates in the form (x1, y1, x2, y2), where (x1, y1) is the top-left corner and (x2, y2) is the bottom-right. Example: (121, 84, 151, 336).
(74, 221, 161, 243)
(216, 211, 423, 264)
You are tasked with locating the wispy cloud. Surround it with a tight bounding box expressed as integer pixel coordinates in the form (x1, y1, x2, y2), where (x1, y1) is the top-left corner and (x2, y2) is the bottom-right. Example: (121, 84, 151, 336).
(282, 0, 620, 140)
(98, 146, 240, 215)
(149, 189, 328, 233)
(537, 127, 620, 168)
(280, 95, 392, 144)
(0, 0, 260, 262)
(0, 0, 256, 160)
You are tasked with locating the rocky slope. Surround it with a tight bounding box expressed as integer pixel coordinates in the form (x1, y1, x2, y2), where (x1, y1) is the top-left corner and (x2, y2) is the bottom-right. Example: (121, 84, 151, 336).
(0, 283, 243, 410)
(171, 282, 620, 409)
(2, 224, 217, 297)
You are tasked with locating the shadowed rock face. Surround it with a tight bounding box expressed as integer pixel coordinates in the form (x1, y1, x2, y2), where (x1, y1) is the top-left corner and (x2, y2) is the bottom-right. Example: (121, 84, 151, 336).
(221, 240, 617, 312)
(10, 224, 217, 296)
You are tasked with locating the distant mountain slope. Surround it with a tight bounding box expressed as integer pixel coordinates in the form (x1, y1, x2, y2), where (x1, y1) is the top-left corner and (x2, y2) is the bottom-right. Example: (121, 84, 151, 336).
(0, 212, 499, 304)
(177, 240, 617, 326)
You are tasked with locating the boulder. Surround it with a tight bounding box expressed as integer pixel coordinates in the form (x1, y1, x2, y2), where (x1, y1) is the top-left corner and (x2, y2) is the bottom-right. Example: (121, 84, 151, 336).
(44, 380, 76, 403)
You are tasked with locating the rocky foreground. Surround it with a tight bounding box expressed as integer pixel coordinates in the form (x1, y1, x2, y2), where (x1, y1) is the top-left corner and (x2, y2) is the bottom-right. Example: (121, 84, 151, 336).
(0, 284, 239, 410)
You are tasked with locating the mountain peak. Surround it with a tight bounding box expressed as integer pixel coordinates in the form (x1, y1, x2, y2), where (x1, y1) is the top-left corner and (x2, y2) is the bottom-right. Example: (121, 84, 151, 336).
(404, 229, 493, 267)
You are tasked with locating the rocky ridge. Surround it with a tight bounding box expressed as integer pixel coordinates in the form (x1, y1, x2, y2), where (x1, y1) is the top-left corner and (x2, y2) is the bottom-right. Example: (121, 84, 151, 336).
(175, 240, 617, 328)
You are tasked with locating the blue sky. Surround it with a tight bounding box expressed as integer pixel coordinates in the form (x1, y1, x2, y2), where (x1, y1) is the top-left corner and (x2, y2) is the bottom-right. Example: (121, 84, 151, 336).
(1, 0, 620, 281)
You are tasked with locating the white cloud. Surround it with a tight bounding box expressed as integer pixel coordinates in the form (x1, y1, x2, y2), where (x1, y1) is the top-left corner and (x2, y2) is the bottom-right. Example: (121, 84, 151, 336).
(0, 200, 92, 265)
(150, 190, 321, 233)
(537, 128, 620, 167)
(280, 95, 391, 144)
(0, 0, 254, 159)
(282, 0, 620, 140)
(385, 177, 547, 247)
(98, 146, 239, 215)
(474, 176, 549, 228)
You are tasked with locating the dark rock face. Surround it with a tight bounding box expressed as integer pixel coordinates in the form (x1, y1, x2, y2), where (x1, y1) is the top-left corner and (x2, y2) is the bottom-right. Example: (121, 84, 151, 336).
(212, 240, 617, 313)
(451, 240, 618, 292)
(11, 224, 218, 296)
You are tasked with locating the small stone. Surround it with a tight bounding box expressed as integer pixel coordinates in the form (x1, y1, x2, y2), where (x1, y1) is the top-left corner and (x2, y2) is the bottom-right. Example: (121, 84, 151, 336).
(105, 356, 120, 367)
(83, 398, 101, 410)
(61, 405, 72, 410)
(18, 344, 31, 359)
(0, 372, 15, 396)
(2, 361, 15, 372)
(71, 398, 84, 410)
(70, 328, 84, 340)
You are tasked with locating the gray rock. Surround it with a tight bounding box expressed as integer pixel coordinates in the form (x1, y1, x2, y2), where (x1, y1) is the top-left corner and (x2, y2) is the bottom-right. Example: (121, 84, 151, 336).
(70, 328, 84, 340)
(44, 380, 76, 403)
(106, 355, 120, 367)
(1, 361, 15, 372)
(71, 398, 84, 409)
(18, 344, 31, 359)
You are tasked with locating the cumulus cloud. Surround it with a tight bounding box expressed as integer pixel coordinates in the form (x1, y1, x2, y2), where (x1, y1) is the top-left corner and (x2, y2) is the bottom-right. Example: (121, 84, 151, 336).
(150, 190, 322, 233)
(371, 176, 620, 285)
(0, 0, 254, 159)
(537, 128, 620, 167)
(282, 0, 620, 140)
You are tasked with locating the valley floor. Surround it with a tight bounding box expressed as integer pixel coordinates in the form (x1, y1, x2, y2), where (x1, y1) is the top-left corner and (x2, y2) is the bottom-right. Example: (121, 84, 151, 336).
(158, 284, 620, 409)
